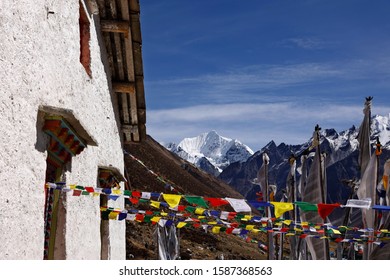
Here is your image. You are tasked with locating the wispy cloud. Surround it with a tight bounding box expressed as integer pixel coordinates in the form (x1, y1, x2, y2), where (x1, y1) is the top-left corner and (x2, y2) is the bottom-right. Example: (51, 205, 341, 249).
(146, 58, 390, 109)
(283, 37, 330, 50)
(147, 102, 390, 151)
(145, 59, 390, 150)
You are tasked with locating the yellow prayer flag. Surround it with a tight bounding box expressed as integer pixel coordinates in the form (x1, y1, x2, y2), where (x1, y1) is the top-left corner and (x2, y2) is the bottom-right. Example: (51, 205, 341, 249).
(198, 216, 206, 219)
(161, 212, 168, 217)
(286, 233, 295, 236)
(208, 221, 217, 225)
(212, 226, 221, 234)
(162, 194, 182, 208)
(331, 229, 342, 235)
(112, 189, 121, 195)
(301, 222, 309, 227)
(251, 229, 261, 234)
(93, 193, 100, 197)
(270, 202, 294, 218)
(244, 215, 252, 220)
(195, 208, 206, 215)
(246, 225, 255, 230)
(177, 222, 187, 228)
(69, 184, 76, 190)
(283, 220, 292, 226)
(151, 216, 161, 223)
(109, 212, 119, 220)
(150, 200, 161, 209)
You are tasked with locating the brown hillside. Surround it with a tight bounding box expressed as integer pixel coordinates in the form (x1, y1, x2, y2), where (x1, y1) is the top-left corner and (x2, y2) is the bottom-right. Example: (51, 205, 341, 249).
(123, 135, 267, 260)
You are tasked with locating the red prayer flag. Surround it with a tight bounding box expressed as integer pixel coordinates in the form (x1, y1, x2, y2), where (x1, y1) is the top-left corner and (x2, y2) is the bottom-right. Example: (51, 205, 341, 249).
(132, 191, 141, 198)
(317, 203, 341, 220)
(129, 197, 139, 204)
(204, 197, 229, 207)
(85, 186, 94, 193)
(228, 212, 237, 220)
(73, 190, 82, 196)
(226, 228, 234, 234)
(135, 214, 144, 222)
(230, 222, 239, 228)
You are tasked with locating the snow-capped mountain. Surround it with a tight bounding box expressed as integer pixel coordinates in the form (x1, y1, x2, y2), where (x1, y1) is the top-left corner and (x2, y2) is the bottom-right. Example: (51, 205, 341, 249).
(219, 114, 390, 225)
(165, 130, 254, 176)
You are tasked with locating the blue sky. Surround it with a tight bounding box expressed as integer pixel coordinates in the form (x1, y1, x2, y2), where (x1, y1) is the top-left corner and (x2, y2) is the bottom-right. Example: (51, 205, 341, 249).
(140, 0, 390, 151)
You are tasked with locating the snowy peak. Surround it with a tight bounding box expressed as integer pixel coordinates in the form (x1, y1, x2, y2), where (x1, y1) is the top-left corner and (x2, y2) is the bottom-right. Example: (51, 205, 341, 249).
(372, 114, 390, 147)
(166, 131, 254, 175)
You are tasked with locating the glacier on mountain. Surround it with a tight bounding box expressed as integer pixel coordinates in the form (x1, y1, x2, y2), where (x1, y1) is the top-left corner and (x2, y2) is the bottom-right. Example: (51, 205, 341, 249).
(165, 130, 254, 176)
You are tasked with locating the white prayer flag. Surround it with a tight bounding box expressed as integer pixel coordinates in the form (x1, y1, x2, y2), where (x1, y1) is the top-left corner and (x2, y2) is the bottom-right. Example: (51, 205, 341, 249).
(344, 198, 372, 209)
(141, 192, 151, 199)
(126, 214, 136, 221)
(225, 197, 251, 213)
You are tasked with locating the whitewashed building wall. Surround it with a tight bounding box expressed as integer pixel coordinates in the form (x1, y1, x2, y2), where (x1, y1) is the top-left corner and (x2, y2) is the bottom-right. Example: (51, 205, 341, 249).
(0, 0, 126, 259)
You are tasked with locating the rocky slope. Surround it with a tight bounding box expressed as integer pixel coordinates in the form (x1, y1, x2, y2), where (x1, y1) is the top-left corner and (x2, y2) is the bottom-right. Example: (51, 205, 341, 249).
(123, 135, 266, 260)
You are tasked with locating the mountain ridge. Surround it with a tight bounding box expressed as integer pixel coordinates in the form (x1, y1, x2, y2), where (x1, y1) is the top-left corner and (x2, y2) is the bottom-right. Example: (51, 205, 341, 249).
(219, 114, 390, 225)
(163, 114, 390, 226)
(165, 130, 254, 176)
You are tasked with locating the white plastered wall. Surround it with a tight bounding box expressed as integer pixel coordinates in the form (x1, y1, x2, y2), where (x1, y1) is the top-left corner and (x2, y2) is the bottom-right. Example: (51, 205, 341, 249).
(0, 0, 125, 259)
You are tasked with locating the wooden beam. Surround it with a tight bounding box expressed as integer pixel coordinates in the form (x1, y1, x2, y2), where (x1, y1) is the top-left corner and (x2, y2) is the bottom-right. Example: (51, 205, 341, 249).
(122, 124, 138, 134)
(129, 92, 139, 125)
(122, 124, 140, 142)
(112, 82, 135, 94)
(101, 20, 130, 36)
(120, 0, 136, 82)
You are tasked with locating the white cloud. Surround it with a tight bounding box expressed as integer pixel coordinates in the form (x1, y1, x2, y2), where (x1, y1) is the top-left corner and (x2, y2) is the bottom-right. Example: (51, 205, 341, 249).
(145, 59, 390, 150)
(147, 102, 390, 151)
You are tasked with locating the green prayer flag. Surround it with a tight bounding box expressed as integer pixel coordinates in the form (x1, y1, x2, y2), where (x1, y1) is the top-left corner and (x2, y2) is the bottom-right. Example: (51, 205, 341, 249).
(294, 201, 318, 212)
(185, 206, 196, 213)
(185, 196, 209, 208)
(123, 190, 132, 196)
(235, 213, 245, 221)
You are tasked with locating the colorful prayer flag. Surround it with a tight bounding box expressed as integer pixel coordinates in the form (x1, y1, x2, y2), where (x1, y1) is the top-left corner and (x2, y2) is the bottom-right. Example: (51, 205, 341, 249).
(317, 203, 340, 220)
(225, 197, 251, 213)
(185, 196, 209, 208)
(270, 202, 294, 218)
(204, 197, 229, 207)
(162, 194, 182, 208)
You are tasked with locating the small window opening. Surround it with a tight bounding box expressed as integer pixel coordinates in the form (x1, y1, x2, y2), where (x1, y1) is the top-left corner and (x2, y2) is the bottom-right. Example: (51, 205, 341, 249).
(79, 1, 92, 77)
